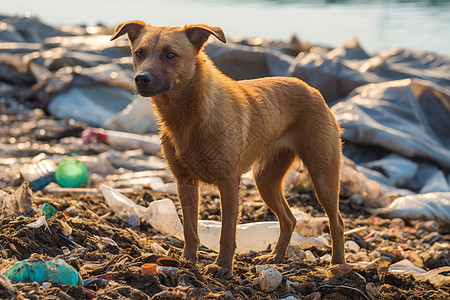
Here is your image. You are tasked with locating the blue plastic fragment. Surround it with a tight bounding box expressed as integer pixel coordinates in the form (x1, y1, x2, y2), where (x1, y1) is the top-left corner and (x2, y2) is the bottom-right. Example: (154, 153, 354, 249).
(4, 257, 83, 286)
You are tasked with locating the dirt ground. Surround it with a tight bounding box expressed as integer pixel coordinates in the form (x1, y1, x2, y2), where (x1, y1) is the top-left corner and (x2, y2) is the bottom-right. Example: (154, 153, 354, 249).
(0, 112, 449, 300)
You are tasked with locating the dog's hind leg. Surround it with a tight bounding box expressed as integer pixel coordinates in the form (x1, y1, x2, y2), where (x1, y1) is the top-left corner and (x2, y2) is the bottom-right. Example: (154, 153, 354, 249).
(253, 148, 297, 263)
(297, 121, 346, 265)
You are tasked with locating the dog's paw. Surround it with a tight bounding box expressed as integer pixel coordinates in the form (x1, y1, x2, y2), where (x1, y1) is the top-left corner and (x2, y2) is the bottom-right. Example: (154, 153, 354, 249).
(253, 253, 283, 264)
(204, 263, 232, 280)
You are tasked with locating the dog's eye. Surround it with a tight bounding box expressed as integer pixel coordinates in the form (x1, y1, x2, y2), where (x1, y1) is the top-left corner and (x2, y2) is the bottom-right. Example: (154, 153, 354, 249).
(166, 52, 176, 59)
(134, 50, 143, 59)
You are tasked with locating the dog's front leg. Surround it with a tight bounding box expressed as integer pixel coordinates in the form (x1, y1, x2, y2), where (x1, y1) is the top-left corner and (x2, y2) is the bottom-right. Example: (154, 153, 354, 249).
(205, 178, 240, 279)
(178, 177, 200, 263)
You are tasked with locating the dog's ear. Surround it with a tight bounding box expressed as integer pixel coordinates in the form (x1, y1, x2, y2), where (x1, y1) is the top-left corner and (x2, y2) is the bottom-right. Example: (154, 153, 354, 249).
(184, 24, 226, 50)
(111, 21, 146, 42)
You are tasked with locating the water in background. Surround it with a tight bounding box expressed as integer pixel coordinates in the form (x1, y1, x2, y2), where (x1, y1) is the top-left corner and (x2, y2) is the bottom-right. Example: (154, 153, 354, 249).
(2, 0, 450, 55)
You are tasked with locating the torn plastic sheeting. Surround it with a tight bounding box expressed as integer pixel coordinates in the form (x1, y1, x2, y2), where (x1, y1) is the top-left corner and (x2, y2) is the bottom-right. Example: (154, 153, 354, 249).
(362, 153, 418, 188)
(48, 86, 132, 127)
(0, 21, 25, 42)
(332, 79, 450, 171)
(205, 41, 293, 80)
(290, 49, 380, 102)
(390, 259, 450, 287)
(103, 96, 159, 134)
(371, 192, 450, 228)
(288, 39, 450, 103)
(374, 48, 450, 90)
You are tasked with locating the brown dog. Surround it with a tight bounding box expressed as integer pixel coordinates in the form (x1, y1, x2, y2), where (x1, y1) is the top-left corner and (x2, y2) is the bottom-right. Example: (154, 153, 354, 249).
(111, 21, 345, 279)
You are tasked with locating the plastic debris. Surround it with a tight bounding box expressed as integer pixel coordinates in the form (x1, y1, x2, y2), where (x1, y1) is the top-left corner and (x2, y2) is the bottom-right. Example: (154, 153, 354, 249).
(97, 237, 119, 251)
(142, 263, 158, 276)
(389, 259, 450, 287)
(19, 157, 57, 191)
(141, 263, 178, 277)
(82, 127, 161, 155)
(5, 257, 83, 286)
(100, 184, 184, 239)
(150, 242, 169, 255)
(370, 192, 450, 229)
(61, 246, 71, 256)
(83, 278, 110, 287)
(156, 257, 181, 268)
(199, 220, 329, 254)
(58, 219, 73, 236)
(41, 203, 56, 218)
(55, 158, 90, 188)
(26, 215, 50, 233)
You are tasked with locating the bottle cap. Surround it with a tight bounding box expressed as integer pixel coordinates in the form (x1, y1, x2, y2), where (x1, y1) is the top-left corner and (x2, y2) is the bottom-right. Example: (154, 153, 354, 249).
(55, 159, 89, 188)
(141, 263, 157, 276)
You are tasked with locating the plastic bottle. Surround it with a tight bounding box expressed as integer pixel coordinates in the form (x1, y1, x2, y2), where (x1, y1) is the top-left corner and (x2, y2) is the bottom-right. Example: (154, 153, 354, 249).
(19, 157, 57, 190)
(101, 185, 329, 254)
(55, 158, 90, 188)
(82, 127, 161, 155)
(100, 184, 183, 237)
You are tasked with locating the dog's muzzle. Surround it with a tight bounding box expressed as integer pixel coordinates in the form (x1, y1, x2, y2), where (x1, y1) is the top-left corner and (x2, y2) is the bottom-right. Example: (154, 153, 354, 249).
(134, 72, 170, 97)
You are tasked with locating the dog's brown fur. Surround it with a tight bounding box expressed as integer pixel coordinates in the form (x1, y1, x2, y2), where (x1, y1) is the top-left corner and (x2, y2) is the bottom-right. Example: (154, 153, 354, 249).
(111, 21, 345, 279)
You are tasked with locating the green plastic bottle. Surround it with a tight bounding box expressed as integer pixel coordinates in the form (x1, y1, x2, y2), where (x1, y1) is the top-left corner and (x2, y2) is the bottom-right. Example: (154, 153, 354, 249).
(54, 159, 89, 188)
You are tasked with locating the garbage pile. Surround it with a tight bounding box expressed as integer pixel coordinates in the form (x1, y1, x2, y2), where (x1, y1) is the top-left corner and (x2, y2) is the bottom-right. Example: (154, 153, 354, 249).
(0, 14, 449, 299)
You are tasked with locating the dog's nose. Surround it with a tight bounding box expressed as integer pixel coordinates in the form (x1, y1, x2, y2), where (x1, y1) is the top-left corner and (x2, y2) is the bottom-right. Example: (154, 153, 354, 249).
(135, 73, 151, 86)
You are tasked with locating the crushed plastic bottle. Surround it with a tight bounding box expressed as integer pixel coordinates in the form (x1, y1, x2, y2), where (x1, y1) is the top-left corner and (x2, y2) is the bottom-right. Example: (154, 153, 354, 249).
(101, 185, 329, 254)
(100, 184, 183, 239)
(4, 257, 83, 286)
(198, 219, 329, 254)
(82, 127, 161, 155)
